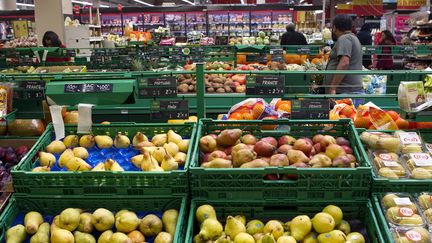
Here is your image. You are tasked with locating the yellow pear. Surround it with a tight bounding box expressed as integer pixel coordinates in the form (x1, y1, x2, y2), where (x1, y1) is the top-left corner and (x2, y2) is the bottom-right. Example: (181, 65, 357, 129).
(263, 220, 284, 240)
(79, 135, 95, 148)
(167, 130, 183, 144)
(132, 132, 148, 146)
(92, 162, 106, 171)
(177, 139, 190, 153)
(303, 232, 318, 243)
(225, 215, 246, 239)
(317, 230, 346, 243)
(151, 134, 167, 147)
(141, 146, 157, 154)
(235, 215, 246, 225)
(98, 230, 113, 243)
(58, 208, 81, 231)
(154, 232, 172, 243)
(312, 212, 335, 234)
(73, 147, 89, 159)
(234, 232, 255, 243)
(51, 228, 74, 243)
(105, 159, 124, 171)
(290, 215, 312, 241)
(38, 152, 56, 167)
(51, 216, 61, 232)
(45, 140, 66, 154)
(130, 154, 143, 168)
(346, 232, 365, 243)
(163, 142, 179, 157)
(127, 230, 145, 243)
(246, 219, 264, 235)
(114, 132, 131, 149)
(6, 224, 26, 243)
(115, 210, 130, 220)
(74, 231, 96, 243)
(30, 222, 50, 243)
(277, 236, 296, 243)
(32, 166, 51, 172)
(152, 147, 167, 164)
(109, 232, 131, 243)
(115, 211, 140, 233)
(174, 152, 187, 166)
(196, 204, 217, 224)
(139, 214, 162, 237)
(95, 135, 113, 149)
(66, 157, 92, 171)
(58, 149, 74, 168)
(162, 209, 178, 237)
(63, 135, 79, 148)
(92, 208, 115, 232)
(78, 212, 94, 233)
(161, 153, 179, 171)
(199, 218, 223, 240)
(24, 211, 44, 234)
(322, 205, 343, 226)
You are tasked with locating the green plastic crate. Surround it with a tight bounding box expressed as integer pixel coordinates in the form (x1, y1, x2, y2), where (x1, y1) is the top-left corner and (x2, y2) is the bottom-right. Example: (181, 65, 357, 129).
(185, 199, 384, 243)
(0, 195, 187, 243)
(189, 119, 371, 201)
(11, 122, 197, 196)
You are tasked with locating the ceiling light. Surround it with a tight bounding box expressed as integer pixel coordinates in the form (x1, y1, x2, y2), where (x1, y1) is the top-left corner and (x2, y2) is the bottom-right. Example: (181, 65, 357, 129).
(181, 0, 195, 5)
(240, 0, 245, 4)
(346, 2, 351, 4)
(16, 3, 35, 7)
(71, 0, 92, 5)
(134, 0, 155, 6)
(100, 4, 110, 8)
(314, 10, 323, 14)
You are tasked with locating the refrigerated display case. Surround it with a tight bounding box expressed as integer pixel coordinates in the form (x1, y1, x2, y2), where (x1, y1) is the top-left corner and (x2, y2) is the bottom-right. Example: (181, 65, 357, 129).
(123, 13, 143, 32)
(208, 11, 229, 37)
(251, 11, 272, 37)
(272, 10, 293, 36)
(166, 13, 186, 36)
(186, 12, 206, 35)
(229, 11, 250, 37)
(143, 12, 164, 31)
(100, 13, 122, 36)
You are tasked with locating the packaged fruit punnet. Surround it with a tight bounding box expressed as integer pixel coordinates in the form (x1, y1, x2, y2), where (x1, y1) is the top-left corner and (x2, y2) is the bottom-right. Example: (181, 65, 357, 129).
(360, 131, 401, 153)
(372, 152, 408, 179)
(381, 193, 425, 228)
(417, 192, 432, 225)
(403, 153, 432, 179)
(391, 227, 431, 243)
(395, 131, 424, 154)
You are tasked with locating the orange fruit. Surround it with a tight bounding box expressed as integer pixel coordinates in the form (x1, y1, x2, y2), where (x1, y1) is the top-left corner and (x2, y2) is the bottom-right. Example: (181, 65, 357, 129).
(229, 112, 242, 120)
(261, 116, 278, 130)
(340, 115, 347, 118)
(275, 100, 290, 110)
(277, 103, 291, 113)
(368, 125, 376, 130)
(386, 110, 400, 121)
(252, 103, 265, 119)
(340, 105, 355, 117)
(234, 106, 250, 114)
(242, 113, 254, 120)
(396, 118, 409, 129)
(354, 116, 372, 129)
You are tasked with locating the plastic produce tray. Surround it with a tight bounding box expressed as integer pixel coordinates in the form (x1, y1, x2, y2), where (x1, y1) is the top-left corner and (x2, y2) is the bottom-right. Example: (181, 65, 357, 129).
(185, 199, 384, 243)
(189, 119, 371, 201)
(0, 195, 187, 243)
(12, 122, 196, 196)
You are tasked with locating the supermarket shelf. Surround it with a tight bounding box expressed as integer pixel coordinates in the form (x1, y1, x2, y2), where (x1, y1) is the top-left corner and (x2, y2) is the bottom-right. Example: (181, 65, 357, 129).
(101, 24, 122, 27)
(209, 21, 229, 24)
(251, 21, 272, 24)
(186, 22, 206, 25)
(143, 23, 164, 25)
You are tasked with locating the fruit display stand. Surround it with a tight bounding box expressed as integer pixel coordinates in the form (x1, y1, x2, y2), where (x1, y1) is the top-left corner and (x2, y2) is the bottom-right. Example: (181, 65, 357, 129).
(0, 195, 187, 243)
(186, 199, 384, 243)
(189, 118, 371, 201)
(11, 122, 196, 196)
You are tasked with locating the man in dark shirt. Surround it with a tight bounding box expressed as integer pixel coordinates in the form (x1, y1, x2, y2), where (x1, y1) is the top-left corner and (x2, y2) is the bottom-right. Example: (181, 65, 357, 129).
(356, 23, 373, 68)
(280, 23, 308, 45)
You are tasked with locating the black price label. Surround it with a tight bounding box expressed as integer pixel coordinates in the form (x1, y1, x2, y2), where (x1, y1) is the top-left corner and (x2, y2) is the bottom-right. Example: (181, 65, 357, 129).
(19, 80, 45, 90)
(297, 47, 311, 55)
(291, 99, 330, 119)
(14, 90, 45, 100)
(270, 48, 284, 62)
(151, 100, 189, 120)
(139, 76, 177, 98)
(246, 76, 285, 96)
(64, 83, 113, 93)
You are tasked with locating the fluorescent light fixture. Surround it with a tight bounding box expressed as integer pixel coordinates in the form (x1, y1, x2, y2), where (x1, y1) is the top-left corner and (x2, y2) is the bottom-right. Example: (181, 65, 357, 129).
(314, 10, 323, 14)
(240, 0, 245, 4)
(346, 2, 351, 4)
(100, 4, 110, 8)
(71, 0, 92, 5)
(181, 0, 195, 5)
(16, 3, 35, 7)
(134, 0, 155, 6)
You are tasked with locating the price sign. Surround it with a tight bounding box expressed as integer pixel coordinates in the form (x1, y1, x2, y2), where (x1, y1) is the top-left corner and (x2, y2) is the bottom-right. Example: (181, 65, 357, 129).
(151, 100, 189, 120)
(14, 80, 46, 100)
(291, 99, 330, 119)
(297, 47, 311, 55)
(64, 83, 113, 93)
(246, 76, 285, 96)
(270, 48, 284, 62)
(139, 76, 177, 98)
(192, 47, 205, 63)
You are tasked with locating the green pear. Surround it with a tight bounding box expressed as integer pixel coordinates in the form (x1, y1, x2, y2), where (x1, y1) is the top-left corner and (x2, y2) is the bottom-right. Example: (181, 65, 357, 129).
(199, 218, 223, 240)
(63, 135, 79, 148)
(30, 222, 50, 243)
(115, 210, 129, 220)
(214, 233, 232, 243)
(162, 209, 178, 236)
(6, 224, 26, 243)
(51, 228, 74, 243)
(234, 232, 254, 243)
(290, 215, 312, 241)
(45, 140, 66, 154)
(276, 236, 296, 243)
(322, 205, 343, 226)
(58, 208, 81, 231)
(97, 230, 113, 243)
(78, 213, 94, 233)
(109, 232, 131, 243)
(38, 152, 56, 167)
(74, 231, 96, 243)
(263, 220, 284, 240)
(196, 204, 217, 224)
(257, 233, 276, 243)
(346, 232, 365, 243)
(79, 135, 95, 148)
(92, 208, 115, 232)
(246, 219, 264, 235)
(115, 211, 140, 233)
(154, 232, 172, 243)
(139, 214, 162, 237)
(235, 215, 246, 225)
(317, 230, 346, 243)
(312, 212, 335, 234)
(337, 220, 351, 235)
(24, 211, 44, 234)
(303, 232, 318, 243)
(225, 215, 246, 239)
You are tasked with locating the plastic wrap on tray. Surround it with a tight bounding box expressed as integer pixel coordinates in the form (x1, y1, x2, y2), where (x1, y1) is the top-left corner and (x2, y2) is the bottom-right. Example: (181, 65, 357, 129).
(372, 152, 407, 179)
(391, 227, 431, 243)
(381, 193, 425, 228)
(403, 153, 432, 179)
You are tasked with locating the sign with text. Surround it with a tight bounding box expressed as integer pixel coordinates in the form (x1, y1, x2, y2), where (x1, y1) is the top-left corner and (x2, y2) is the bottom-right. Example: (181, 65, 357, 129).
(139, 76, 177, 98)
(14, 80, 45, 100)
(64, 83, 113, 93)
(246, 76, 285, 96)
(397, 0, 426, 9)
(269, 48, 284, 62)
(151, 100, 189, 120)
(291, 99, 330, 119)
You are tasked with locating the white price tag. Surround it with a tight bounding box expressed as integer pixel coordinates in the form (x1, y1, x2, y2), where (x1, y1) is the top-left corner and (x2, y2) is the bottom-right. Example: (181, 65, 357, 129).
(426, 144, 432, 154)
(383, 161, 400, 167)
(394, 197, 413, 206)
(411, 153, 432, 167)
(399, 132, 422, 145)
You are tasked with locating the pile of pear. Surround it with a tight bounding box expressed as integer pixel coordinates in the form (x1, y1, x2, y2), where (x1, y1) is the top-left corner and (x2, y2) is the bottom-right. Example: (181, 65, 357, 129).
(130, 130, 189, 172)
(6, 207, 179, 243)
(193, 204, 365, 243)
(382, 193, 425, 227)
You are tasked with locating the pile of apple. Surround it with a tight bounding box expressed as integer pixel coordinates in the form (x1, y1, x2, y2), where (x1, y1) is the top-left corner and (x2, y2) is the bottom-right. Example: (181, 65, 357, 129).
(199, 129, 357, 169)
(6, 208, 178, 243)
(193, 204, 365, 243)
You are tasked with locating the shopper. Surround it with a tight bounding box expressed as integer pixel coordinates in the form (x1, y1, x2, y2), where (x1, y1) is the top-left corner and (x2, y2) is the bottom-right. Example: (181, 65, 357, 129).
(325, 15, 363, 94)
(376, 30, 396, 70)
(280, 23, 308, 45)
(42, 31, 70, 62)
(356, 24, 373, 68)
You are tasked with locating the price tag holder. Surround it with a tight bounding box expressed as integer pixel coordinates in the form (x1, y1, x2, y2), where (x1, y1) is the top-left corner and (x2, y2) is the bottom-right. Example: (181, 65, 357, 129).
(151, 100, 189, 120)
(139, 76, 177, 98)
(297, 47, 311, 55)
(363, 46, 377, 55)
(270, 48, 284, 62)
(246, 76, 285, 96)
(64, 83, 113, 93)
(13, 80, 46, 100)
(291, 99, 330, 119)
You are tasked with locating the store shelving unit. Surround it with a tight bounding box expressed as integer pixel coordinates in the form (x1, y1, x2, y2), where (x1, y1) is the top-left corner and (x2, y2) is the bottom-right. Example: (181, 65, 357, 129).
(208, 11, 229, 37)
(229, 11, 250, 37)
(142, 12, 165, 31)
(166, 12, 186, 36)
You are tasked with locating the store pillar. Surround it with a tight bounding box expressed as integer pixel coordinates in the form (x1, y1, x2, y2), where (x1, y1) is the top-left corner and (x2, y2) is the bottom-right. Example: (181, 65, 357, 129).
(0, 0, 16, 10)
(34, 0, 72, 46)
